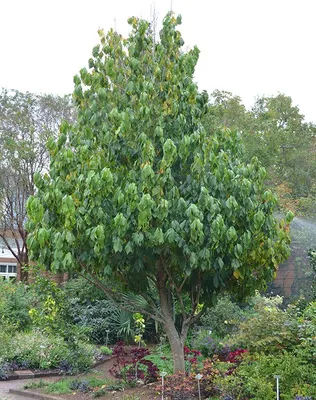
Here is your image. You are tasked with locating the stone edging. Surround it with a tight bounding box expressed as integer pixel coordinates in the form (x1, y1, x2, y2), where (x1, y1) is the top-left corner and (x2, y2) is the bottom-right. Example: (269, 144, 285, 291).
(6, 371, 62, 381)
(5, 355, 114, 381)
(9, 388, 61, 400)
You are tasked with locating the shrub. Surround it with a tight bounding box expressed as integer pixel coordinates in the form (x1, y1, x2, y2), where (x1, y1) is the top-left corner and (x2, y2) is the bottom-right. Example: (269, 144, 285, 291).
(0, 281, 33, 332)
(63, 277, 106, 303)
(0, 331, 96, 373)
(199, 296, 245, 337)
(109, 342, 159, 385)
(100, 346, 112, 355)
(231, 296, 299, 354)
(163, 358, 220, 399)
(144, 353, 173, 376)
(294, 301, 316, 363)
(216, 352, 316, 400)
(191, 329, 233, 359)
(69, 379, 90, 393)
(69, 299, 124, 344)
(0, 360, 10, 380)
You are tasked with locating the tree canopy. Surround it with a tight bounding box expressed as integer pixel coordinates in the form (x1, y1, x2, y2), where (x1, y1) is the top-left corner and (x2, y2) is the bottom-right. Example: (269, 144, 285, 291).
(27, 13, 292, 371)
(203, 91, 316, 215)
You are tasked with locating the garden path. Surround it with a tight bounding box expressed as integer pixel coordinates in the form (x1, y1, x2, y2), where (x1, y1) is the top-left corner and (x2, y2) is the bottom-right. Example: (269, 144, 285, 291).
(0, 377, 60, 400)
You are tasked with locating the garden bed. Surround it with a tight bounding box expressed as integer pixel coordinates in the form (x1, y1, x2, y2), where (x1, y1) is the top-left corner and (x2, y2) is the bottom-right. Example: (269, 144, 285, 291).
(20, 358, 161, 400)
(4, 355, 113, 381)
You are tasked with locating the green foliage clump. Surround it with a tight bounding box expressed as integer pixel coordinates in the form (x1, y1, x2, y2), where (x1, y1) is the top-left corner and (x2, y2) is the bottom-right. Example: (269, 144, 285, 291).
(0, 281, 33, 332)
(144, 350, 174, 376)
(63, 277, 106, 303)
(199, 295, 245, 337)
(0, 331, 96, 372)
(231, 293, 299, 354)
(100, 346, 112, 355)
(69, 299, 137, 344)
(294, 301, 316, 363)
(215, 352, 316, 400)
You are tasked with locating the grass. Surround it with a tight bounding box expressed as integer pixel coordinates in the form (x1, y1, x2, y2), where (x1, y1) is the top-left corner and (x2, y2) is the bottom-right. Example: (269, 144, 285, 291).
(42, 376, 117, 395)
(23, 379, 48, 390)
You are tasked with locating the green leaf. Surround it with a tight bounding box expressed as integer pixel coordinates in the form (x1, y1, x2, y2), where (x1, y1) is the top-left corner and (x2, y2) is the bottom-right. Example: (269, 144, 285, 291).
(132, 232, 144, 246)
(113, 237, 123, 253)
(153, 228, 164, 245)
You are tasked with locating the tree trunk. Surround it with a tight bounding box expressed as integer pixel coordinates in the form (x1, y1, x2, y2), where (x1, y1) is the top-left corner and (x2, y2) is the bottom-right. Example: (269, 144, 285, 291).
(164, 321, 188, 372)
(156, 262, 189, 373)
(18, 251, 29, 282)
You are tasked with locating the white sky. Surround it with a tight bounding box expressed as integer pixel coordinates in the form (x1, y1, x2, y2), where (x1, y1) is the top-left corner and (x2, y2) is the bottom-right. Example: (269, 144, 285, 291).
(1, 0, 316, 122)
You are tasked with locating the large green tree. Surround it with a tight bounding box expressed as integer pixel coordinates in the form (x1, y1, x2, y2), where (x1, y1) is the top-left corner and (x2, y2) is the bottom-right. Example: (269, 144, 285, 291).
(27, 13, 291, 371)
(0, 89, 74, 279)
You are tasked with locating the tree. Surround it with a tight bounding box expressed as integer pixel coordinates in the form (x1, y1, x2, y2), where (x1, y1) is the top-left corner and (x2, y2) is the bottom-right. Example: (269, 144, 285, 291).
(204, 91, 316, 214)
(244, 94, 316, 198)
(27, 13, 292, 372)
(203, 89, 251, 133)
(0, 89, 75, 280)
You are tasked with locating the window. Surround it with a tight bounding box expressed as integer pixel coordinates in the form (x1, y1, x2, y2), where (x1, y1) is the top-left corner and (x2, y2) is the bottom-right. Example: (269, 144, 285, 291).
(0, 264, 17, 280)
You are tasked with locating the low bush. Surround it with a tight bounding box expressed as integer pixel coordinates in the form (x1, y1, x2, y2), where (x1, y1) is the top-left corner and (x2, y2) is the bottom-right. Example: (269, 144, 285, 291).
(191, 329, 233, 359)
(43, 376, 114, 395)
(199, 296, 245, 337)
(215, 352, 316, 400)
(0, 331, 97, 373)
(163, 358, 221, 399)
(100, 345, 112, 355)
(109, 342, 159, 385)
(230, 295, 299, 354)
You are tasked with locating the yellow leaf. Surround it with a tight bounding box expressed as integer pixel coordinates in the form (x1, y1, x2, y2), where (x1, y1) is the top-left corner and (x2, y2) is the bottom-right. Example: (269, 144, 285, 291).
(233, 270, 240, 279)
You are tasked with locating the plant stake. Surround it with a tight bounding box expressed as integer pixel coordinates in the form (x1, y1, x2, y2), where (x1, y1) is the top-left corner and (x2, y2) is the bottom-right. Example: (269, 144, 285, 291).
(274, 375, 281, 400)
(196, 373, 203, 400)
(160, 371, 167, 400)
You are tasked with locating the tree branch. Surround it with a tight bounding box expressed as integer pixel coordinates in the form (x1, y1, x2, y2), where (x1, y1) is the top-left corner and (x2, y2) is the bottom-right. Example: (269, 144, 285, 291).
(160, 255, 187, 321)
(77, 262, 164, 323)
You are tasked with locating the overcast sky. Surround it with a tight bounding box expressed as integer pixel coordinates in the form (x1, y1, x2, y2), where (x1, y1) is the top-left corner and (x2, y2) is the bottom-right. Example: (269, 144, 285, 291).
(1, 0, 316, 122)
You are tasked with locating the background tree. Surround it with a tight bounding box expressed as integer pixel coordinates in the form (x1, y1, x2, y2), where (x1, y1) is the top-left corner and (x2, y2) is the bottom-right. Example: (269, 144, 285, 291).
(0, 89, 75, 280)
(204, 91, 316, 215)
(27, 13, 291, 372)
(245, 94, 316, 197)
(203, 89, 251, 133)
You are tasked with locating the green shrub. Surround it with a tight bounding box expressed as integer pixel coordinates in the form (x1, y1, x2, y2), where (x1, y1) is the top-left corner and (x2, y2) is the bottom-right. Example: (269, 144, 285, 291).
(63, 277, 106, 303)
(0, 331, 96, 372)
(199, 296, 245, 338)
(44, 376, 111, 395)
(0, 281, 33, 332)
(297, 196, 316, 218)
(294, 301, 316, 363)
(231, 294, 299, 354)
(100, 346, 112, 355)
(144, 353, 173, 375)
(191, 329, 233, 359)
(216, 352, 316, 400)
